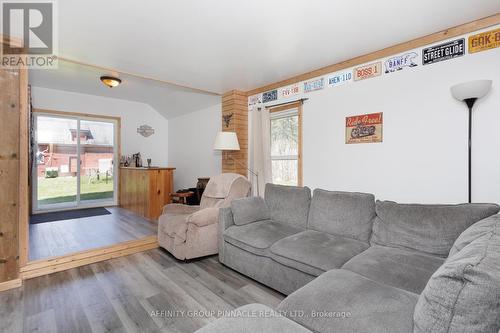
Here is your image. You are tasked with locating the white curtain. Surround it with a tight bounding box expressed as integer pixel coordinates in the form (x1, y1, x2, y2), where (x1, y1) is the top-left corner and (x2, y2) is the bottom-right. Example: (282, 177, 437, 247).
(249, 106, 272, 197)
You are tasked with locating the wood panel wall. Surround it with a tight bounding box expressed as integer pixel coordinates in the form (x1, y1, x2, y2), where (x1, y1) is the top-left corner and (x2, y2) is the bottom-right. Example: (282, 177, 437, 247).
(221, 90, 248, 176)
(0, 67, 22, 283)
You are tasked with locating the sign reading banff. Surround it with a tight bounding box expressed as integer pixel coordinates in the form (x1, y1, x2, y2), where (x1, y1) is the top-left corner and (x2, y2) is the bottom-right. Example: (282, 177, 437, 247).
(422, 38, 465, 65)
(468, 28, 500, 54)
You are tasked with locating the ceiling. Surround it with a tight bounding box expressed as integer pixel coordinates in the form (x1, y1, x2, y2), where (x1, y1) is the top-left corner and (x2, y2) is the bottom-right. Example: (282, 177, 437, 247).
(29, 0, 500, 117)
(29, 60, 221, 118)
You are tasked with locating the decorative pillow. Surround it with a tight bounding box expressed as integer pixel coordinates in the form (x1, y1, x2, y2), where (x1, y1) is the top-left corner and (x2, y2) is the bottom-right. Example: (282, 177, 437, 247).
(449, 214, 500, 257)
(414, 221, 500, 333)
(265, 184, 311, 229)
(371, 201, 499, 257)
(231, 197, 270, 226)
(307, 189, 375, 242)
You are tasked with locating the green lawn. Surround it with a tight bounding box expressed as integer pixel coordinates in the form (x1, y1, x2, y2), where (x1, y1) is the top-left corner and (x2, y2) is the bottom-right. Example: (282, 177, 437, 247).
(38, 176, 114, 205)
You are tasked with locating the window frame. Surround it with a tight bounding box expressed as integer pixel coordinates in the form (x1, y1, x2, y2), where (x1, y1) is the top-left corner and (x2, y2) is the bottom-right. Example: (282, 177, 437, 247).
(269, 101, 303, 186)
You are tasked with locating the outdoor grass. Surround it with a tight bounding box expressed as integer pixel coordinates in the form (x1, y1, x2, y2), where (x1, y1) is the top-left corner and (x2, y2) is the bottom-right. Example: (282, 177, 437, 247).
(37, 176, 114, 205)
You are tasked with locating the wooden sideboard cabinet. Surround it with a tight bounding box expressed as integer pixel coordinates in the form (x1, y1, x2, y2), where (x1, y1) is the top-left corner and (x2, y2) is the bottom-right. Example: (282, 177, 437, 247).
(119, 167, 175, 221)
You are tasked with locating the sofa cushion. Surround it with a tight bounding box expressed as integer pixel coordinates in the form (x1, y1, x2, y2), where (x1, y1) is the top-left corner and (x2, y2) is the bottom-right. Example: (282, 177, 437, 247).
(414, 220, 500, 333)
(371, 200, 500, 257)
(307, 189, 375, 242)
(231, 196, 270, 226)
(223, 220, 302, 256)
(265, 184, 311, 228)
(270, 230, 369, 276)
(342, 245, 444, 294)
(449, 214, 500, 257)
(277, 269, 418, 333)
(194, 303, 312, 333)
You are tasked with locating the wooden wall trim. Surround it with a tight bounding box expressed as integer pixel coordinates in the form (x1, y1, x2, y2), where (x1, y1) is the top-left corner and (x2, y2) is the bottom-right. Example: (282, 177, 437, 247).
(246, 13, 500, 96)
(20, 236, 158, 280)
(0, 278, 22, 292)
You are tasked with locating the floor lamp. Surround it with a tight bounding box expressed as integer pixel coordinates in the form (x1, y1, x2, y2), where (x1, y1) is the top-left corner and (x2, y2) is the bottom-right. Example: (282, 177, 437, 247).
(213, 131, 260, 196)
(450, 80, 492, 203)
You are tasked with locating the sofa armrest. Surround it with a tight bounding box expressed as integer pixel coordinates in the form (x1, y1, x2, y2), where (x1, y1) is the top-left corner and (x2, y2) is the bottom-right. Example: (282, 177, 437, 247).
(187, 207, 219, 227)
(230, 196, 270, 226)
(162, 203, 200, 215)
(218, 207, 234, 263)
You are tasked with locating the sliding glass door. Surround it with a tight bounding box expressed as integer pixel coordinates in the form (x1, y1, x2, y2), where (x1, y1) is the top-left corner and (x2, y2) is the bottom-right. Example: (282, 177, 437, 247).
(33, 113, 118, 212)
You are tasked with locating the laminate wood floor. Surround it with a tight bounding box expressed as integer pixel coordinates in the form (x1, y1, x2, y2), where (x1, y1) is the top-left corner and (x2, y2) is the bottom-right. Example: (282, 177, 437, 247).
(0, 249, 284, 333)
(29, 207, 157, 261)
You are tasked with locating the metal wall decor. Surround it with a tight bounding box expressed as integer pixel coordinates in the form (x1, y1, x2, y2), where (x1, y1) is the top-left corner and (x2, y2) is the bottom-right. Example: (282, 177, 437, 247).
(345, 113, 383, 144)
(384, 52, 418, 73)
(353, 62, 382, 81)
(223, 113, 234, 128)
(468, 28, 500, 54)
(422, 38, 465, 65)
(137, 124, 155, 137)
(262, 89, 278, 103)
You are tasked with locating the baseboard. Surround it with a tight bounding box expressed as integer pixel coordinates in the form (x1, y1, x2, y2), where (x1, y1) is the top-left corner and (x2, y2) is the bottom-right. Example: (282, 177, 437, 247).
(20, 236, 158, 280)
(0, 278, 23, 292)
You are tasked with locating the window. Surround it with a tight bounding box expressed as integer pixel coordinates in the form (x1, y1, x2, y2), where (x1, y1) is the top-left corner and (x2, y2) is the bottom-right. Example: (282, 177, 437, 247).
(270, 104, 302, 186)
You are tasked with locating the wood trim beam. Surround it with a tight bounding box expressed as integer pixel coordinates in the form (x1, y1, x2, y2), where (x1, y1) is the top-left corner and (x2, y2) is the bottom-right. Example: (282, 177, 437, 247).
(20, 236, 158, 280)
(246, 14, 500, 96)
(0, 278, 22, 292)
(18, 69, 29, 268)
(33, 108, 121, 122)
(58, 57, 221, 96)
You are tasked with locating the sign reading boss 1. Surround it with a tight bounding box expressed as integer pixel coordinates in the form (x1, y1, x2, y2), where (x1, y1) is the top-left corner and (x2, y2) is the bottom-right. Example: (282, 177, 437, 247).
(468, 28, 500, 54)
(345, 112, 383, 144)
(353, 62, 382, 81)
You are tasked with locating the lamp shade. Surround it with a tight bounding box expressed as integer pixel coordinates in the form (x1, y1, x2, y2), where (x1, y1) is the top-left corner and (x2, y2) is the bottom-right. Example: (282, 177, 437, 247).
(450, 80, 492, 101)
(213, 131, 240, 151)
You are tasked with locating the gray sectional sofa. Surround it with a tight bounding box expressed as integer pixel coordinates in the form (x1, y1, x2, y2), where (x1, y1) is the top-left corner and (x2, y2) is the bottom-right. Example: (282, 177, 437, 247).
(198, 184, 500, 333)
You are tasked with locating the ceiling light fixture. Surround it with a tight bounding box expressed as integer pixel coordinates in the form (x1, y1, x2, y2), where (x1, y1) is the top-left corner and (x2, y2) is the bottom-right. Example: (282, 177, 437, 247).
(100, 75, 122, 88)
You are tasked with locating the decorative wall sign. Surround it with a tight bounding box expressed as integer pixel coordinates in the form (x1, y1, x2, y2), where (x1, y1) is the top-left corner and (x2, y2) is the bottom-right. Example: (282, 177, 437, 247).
(353, 62, 382, 81)
(384, 52, 418, 73)
(345, 112, 383, 144)
(468, 28, 500, 54)
(304, 78, 325, 93)
(280, 83, 300, 98)
(223, 113, 233, 128)
(137, 124, 155, 137)
(328, 71, 352, 87)
(262, 89, 278, 103)
(248, 94, 262, 106)
(422, 38, 465, 65)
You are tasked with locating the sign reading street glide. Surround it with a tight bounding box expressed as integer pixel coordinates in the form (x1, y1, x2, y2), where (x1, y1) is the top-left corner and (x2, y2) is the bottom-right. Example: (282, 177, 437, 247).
(353, 62, 382, 81)
(422, 38, 465, 65)
(468, 28, 500, 54)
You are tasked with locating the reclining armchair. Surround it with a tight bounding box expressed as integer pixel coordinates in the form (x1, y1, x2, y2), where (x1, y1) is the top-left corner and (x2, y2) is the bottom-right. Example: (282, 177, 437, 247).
(158, 173, 251, 260)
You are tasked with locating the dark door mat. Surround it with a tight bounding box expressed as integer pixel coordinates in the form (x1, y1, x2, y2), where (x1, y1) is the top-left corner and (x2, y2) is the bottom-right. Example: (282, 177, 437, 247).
(30, 207, 112, 224)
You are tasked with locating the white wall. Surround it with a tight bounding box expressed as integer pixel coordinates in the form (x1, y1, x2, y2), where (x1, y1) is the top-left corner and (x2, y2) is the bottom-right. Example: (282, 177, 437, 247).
(31, 87, 169, 166)
(168, 103, 222, 190)
(257, 27, 500, 204)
